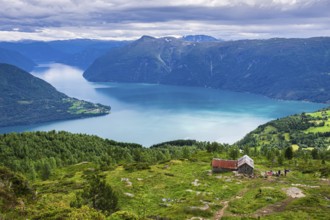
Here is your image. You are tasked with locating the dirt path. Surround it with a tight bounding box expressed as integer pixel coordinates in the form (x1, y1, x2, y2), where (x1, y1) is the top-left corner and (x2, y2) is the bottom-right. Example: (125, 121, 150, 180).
(214, 201, 228, 220)
(214, 188, 248, 220)
(252, 197, 294, 218)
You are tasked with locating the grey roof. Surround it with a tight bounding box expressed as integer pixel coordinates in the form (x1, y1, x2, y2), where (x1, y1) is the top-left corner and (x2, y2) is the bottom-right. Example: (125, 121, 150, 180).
(237, 155, 254, 168)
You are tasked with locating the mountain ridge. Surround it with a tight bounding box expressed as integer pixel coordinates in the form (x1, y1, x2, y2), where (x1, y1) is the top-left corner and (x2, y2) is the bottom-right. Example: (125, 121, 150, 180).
(83, 36, 330, 103)
(0, 47, 36, 71)
(0, 39, 130, 70)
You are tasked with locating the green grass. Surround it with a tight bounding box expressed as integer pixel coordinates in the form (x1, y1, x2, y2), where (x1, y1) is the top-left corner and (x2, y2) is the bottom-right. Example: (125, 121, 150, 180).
(291, 144, 299, 151)
(228, 186, 287, 214)
(2, 151, 330, 219)
(65, 98, 110, 115)
(305, 110, 330, 133)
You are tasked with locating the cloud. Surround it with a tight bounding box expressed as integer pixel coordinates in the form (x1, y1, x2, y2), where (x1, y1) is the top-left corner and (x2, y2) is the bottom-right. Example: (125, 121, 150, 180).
(0, 0, 329, 41)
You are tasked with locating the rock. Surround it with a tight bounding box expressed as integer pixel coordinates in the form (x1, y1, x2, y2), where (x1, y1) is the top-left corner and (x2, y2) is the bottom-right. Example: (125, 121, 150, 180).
(291, 183, 320, 188)
(124, 193, 134, 197)
(192, 179, 200, 186)
(189, 204, 209, 211)
(283, 187, 305, 198)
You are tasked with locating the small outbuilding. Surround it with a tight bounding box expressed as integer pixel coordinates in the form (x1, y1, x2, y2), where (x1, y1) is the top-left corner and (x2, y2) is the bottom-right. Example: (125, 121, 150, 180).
(237, 155, 254, 175)
(211, 159, 237, 173)
(211, 155, 254, 175)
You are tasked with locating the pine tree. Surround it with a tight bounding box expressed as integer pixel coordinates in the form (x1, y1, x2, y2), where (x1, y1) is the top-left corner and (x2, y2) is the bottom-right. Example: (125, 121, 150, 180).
(82, 175, 118, 215)
(285, 146, 293, 160)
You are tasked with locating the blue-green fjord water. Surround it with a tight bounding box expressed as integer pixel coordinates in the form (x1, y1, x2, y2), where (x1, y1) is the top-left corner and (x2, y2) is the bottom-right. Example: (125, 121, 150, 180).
(0, 63, 326, 146)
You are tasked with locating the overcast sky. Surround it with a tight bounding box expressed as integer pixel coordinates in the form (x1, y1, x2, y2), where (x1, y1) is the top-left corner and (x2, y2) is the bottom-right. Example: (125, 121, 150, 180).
(1, 0, 330, 41)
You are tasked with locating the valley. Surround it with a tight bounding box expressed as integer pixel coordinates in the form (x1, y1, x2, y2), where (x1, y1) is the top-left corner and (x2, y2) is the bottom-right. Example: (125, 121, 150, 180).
(0, 36, 330, 220)
(0, 63, 325, 146)
(1, 0, 330, 219)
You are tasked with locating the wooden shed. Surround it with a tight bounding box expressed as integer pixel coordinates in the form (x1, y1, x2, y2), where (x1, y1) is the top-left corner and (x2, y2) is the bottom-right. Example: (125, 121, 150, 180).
(211, 159, 237, 173)
(237, 155, 254, 175)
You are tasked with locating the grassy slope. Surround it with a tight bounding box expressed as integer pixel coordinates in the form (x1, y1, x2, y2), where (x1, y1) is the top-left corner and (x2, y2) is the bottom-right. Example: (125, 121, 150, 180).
(238, 107, 330, 150)
(5, 151, 328, 220)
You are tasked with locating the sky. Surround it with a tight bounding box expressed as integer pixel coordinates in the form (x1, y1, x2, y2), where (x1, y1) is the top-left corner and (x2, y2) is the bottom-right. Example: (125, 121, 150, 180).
(0, 0, 330, 41)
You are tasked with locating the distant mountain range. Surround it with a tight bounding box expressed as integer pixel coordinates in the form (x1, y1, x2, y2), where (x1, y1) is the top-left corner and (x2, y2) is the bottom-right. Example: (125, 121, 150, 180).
(83, 36, 330, 103)
(0, 47, 35, 71)
(0, 64, 110, 127)
(0, 35, 219, 71)
(181, 35, 221, 42)
(0, 39, 129, 70)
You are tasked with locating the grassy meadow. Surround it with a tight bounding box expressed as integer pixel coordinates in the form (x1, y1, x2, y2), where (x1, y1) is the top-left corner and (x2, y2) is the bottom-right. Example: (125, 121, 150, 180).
(3, 150, 327, 220)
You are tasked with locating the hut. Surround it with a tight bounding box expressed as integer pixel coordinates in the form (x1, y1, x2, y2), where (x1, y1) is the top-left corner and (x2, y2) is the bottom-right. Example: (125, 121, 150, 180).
(211, 159, 237, 173)
(211, 155, 254, 175)
(237, 155, 254, 175)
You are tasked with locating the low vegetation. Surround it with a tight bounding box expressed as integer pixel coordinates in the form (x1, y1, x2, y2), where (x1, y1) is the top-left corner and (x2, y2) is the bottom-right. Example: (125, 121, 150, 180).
(0, 106, 330, 219)
(0, 129, 329, 219)
(237, 107, 330, 162)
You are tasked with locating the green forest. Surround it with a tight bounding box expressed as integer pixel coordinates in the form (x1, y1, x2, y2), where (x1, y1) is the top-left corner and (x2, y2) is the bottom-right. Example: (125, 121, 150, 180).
(0, 123, 329, 219)
(1, 103, 330, 220)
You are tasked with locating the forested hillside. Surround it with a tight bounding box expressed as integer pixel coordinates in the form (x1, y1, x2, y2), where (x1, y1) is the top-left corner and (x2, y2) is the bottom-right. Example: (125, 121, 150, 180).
(0, 131, 329, 219)
(84, 36, 330, 103)
(238, 107, 330, 154)
(0, 64, 110, 127)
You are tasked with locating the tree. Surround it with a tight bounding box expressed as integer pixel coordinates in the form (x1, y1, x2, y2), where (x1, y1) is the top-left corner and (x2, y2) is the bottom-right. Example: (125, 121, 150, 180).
(311, 148, 319, 159)
(82, 175, 118, 215)
(277, 154, 284, 166)
(41, 161, 52, 180)
(285, 146, 293, 160)
(229, 146, 239, 160)
(243, 145, 250, 155)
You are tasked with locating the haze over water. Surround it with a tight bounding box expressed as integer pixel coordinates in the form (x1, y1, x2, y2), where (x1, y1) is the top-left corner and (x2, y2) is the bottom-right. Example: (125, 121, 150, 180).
(0, 63, 326, 146)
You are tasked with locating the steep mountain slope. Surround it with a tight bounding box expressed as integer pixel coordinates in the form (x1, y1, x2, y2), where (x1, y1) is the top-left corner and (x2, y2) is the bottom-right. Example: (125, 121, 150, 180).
(0, 64, 110, 127)
(84, 36, 330, 103)
(0, 47, 36, 71)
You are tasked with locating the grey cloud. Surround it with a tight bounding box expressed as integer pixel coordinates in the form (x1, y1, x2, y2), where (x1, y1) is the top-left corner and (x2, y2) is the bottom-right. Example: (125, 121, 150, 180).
(0, 0, 329, 40)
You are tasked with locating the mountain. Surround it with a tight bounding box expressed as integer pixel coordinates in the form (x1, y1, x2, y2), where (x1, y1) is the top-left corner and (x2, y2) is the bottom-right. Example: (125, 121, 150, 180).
(53, 40, 130, 69)
(0, 41, 67, 63)
(182, 34, 220, 42)
(0, 39, 129, 70)
(0, 63, 110, 127)
(84, 36, 330, 103)
(0, 47, 36, 71)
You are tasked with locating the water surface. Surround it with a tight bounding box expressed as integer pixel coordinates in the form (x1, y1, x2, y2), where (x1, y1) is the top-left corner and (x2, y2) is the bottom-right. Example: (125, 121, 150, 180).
(0, 64, 326, 146)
